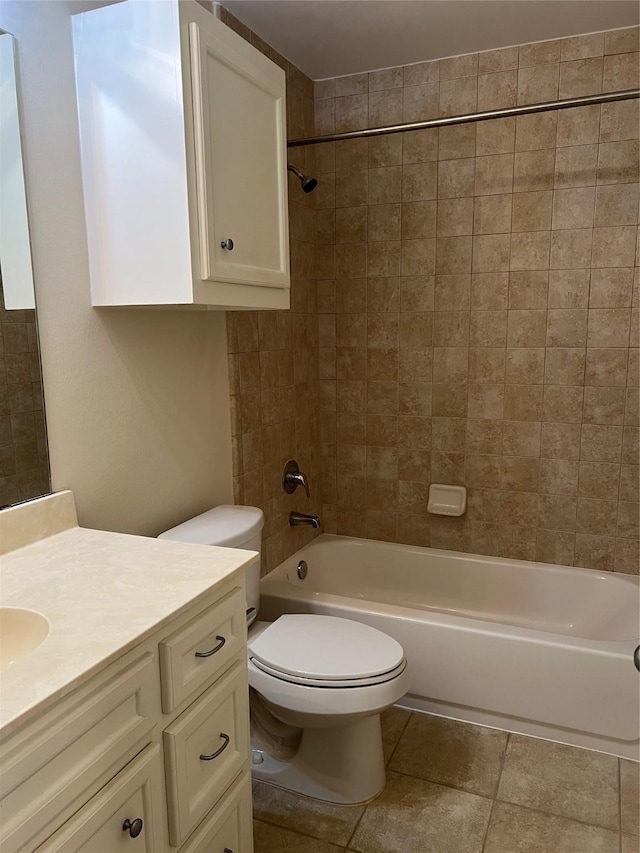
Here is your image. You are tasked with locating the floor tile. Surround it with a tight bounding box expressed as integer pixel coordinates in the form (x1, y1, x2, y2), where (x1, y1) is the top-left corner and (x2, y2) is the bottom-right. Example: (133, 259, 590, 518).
(497, 735, 620, 829)
(252, 781, 364, 846)
(348, 770, 492, 853)
(381, 706, 411, 764)
(389, 713, 508, 796)
(253, 819, 345, 852)
(621, 759, 640, 836)
(484, 801, 619, 853)
(622, 834, 640, 853)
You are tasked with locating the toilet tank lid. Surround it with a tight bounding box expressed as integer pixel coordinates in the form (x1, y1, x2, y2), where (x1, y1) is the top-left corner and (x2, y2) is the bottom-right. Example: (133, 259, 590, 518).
(158, 505, 263, 548)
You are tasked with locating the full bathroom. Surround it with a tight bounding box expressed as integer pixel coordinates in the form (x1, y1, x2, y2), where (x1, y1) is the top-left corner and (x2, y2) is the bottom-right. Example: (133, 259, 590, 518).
(0, 0, 638, 851)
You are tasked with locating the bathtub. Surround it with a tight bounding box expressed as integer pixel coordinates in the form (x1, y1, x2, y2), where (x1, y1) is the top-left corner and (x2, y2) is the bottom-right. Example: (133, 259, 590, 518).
(259, 534, 640, 760)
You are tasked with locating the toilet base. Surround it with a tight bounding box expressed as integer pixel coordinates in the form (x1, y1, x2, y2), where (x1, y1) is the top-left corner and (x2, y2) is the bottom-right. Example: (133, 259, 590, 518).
(251, 713, 386, 804)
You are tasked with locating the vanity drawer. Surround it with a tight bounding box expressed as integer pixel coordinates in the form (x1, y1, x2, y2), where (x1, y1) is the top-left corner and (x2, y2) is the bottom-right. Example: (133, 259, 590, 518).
(180, 771, 252, 853)
(163, 660, 249, 846)
(159, 587, 246, 713)
(0, 653, 156, 853)
(34, 744, 165, 852)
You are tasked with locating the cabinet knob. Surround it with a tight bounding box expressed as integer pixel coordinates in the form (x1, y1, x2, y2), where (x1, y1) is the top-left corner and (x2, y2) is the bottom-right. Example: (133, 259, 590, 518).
(220, 238, 234, 250)
(122, 818, 144, 838)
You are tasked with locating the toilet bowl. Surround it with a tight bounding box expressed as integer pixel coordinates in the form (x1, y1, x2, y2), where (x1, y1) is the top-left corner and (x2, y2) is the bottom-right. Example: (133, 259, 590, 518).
(159, 505, 409, 804)
(247, 613, 408, 803)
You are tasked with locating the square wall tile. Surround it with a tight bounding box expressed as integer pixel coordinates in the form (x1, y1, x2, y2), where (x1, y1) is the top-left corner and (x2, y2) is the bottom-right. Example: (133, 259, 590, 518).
(309, 32, 639, 573)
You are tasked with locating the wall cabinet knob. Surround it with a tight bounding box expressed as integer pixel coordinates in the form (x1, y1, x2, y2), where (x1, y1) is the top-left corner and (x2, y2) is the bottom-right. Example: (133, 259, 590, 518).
(122, 818, 143, 838)
(220, 238, 234, 250)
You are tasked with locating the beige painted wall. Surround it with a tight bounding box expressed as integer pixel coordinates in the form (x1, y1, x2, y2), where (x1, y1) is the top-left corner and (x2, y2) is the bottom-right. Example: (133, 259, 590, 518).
(0, 0, 233, 535)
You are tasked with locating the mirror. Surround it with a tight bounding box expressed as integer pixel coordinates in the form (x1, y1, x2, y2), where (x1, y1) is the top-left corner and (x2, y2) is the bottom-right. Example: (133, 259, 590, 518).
(1, 32, 34, 310)
(0, 30, 50, 507)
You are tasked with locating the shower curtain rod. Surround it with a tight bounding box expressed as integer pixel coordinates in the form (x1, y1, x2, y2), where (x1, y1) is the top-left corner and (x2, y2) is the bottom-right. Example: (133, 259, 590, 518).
(287, 88, 640, 148)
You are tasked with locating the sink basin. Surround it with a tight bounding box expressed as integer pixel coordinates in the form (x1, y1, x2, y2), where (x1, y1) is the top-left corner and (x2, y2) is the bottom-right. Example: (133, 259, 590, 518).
(0, 607, 50, 672)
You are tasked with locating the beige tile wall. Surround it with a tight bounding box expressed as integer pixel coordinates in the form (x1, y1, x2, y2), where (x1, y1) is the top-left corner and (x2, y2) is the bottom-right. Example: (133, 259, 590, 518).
(312, 27, 640, 572)
(0, 277, 50, 506)
(220, 8, 323, 573)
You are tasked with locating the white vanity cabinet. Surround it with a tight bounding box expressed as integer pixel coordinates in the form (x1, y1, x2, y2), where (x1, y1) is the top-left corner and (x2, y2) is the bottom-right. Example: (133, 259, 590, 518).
(73, 0, 290, 310)
(0, 578, 253, 853)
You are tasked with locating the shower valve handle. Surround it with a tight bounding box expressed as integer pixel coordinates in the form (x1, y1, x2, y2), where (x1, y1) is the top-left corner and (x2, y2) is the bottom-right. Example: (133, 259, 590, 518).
(283, 459, 310, 497)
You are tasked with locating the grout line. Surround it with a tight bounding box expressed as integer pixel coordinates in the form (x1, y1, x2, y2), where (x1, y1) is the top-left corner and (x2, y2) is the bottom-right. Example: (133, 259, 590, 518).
(343, 793, 369, 851)
(390, 765, 496, 799)
(491, 794, 623, 834)
(618, 758, 622, 853)
(495, 730, 511, 799)
(480, 798, 498, 853)
(346, 710, 413, 850)
(479, 730, 512, 853)
(253, 810, 364, 848)
(618, 757, 623, 853)
(385, 708, 413, 768)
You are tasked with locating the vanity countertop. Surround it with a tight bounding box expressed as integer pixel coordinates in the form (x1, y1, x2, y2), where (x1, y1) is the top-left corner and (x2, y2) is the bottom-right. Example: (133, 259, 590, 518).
(0, 493, 257, 736)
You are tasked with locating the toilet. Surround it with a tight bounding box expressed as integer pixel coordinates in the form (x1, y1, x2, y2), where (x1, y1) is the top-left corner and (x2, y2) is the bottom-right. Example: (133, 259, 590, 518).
(159, 505, 409, 804)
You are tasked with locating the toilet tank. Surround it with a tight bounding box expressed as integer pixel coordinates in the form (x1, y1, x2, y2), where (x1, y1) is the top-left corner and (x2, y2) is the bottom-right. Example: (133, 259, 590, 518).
(158, 505, 263, 624)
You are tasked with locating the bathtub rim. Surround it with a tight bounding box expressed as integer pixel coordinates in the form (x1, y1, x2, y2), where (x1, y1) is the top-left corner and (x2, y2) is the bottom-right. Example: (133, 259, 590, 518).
(261, 533, 640, 652)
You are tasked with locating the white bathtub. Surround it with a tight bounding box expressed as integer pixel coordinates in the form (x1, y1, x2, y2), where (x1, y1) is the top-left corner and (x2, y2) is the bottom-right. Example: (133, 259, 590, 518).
(259, 534, 640, 760)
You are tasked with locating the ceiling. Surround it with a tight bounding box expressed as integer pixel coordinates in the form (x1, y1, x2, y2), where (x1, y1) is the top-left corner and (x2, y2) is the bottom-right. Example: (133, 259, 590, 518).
(223, 0, 639, 80)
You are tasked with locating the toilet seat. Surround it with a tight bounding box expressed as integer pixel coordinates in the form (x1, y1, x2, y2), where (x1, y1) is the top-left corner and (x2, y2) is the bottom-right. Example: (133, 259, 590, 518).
(248, 614, 406, 688)
(250, 657, 407, 688)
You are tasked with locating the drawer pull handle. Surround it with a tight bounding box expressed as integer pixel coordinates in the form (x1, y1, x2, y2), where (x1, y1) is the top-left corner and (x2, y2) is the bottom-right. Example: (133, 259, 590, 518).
(200, 732, 230, 761)
(122, 818, 144, 838)
(195, 636, 226, 658)
(224, 849, 233, 853)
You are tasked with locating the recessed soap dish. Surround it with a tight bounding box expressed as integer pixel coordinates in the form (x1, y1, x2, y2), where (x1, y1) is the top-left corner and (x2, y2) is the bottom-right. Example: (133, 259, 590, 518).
(427, 484, 467, 517)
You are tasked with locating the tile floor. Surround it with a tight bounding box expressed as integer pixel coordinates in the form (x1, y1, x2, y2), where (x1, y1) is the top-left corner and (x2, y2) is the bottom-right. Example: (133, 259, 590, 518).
(252, 709, 639, 853)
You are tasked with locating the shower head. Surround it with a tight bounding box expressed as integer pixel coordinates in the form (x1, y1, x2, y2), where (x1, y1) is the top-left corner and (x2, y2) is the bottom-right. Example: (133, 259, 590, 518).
(287, 163, 318, 193)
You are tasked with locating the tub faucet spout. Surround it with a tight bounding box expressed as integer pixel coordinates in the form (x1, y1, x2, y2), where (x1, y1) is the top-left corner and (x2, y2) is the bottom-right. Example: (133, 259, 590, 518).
(289, 511, 321, 529)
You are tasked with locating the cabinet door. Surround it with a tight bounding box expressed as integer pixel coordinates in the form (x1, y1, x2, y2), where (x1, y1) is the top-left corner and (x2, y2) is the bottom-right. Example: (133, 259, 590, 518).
(1, 653, 156, 853)
(35, 745, 166, 853)
(180, 772, 253, 853)
(163, 661, 250, 846)
(189, 18, 290, 290)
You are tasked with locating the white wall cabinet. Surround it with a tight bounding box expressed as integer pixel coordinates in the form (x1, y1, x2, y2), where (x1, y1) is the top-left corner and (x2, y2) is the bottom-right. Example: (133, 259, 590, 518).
(0, 578, 253, 853)
(73, 0, 290, 310)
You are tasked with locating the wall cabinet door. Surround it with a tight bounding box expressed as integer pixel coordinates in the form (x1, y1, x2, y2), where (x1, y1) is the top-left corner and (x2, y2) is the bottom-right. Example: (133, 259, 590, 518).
(73, 0, 290, 309)
(189, 19, 289, 290)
